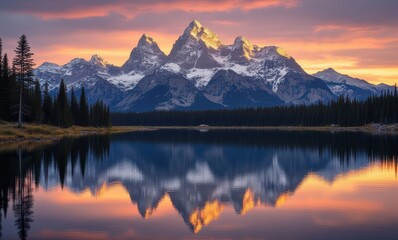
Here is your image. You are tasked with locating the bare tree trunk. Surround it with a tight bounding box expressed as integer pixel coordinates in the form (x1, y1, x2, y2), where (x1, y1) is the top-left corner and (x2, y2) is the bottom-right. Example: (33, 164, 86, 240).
(17, 79, 23, 128)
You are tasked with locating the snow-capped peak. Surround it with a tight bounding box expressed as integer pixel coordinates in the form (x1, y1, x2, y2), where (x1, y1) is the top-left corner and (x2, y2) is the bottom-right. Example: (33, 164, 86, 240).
(182, 20, 221, 50)
(232, 36, 256, 60)
(313, 68, 343, 80)
(38, 62, 60, 69)
(188, 19, 202, 29)
(138, 34, 156, 46)
(313, 67, 395, 99)
(37, 62, 62, 74)
(313, 67, 381, 93)
(233, 36, 254, 50)
(184, 20, 203, 36)
(167, 20, 223, 70)
(121, 33, 166, 74)
(65, 58, 87, 68)
(275, 47, 291, 59)
(134, 34, 164, 56)
(322, 68, 338, 74)
(89, 54, 107, 68)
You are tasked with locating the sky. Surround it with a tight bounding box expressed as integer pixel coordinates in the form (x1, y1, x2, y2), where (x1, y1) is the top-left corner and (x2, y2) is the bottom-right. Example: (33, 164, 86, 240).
(0, 0, 397, 85)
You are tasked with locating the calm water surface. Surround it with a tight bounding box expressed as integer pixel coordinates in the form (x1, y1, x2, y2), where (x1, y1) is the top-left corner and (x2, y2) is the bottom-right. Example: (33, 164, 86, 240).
(0, 129, 398, 240)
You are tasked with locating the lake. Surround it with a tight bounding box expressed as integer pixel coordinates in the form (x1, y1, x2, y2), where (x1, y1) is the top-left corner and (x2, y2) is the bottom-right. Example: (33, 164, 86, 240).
(1, 129, 398, 240)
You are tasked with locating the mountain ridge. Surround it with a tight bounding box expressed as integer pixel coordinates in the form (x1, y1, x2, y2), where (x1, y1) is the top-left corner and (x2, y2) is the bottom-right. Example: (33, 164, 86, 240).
(34, 20, 394, 112)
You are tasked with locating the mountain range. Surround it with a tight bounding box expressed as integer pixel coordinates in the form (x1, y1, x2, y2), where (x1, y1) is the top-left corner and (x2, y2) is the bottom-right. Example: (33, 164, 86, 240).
(34, 20, 394, 112)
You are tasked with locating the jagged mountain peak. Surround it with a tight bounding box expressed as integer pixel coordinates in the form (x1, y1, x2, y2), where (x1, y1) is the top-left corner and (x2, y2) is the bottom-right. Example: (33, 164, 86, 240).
(138, 34, 156, 46)
(39, 61, 59, 67)
(231, 36, 257, 62)
(89, 54, 107, 68)
(233, 36, 253, 49)
(167, 21, 223, 70)
(134, 34, 163, 53)
(190, 19, 202, 28)
(313, 68, 348, 80)
(37, 62, 60, 70)
(69, 57, 86, 63)
(325, 67, 338, 73)
(121, 34, 166, 74)
(36, 62, 62, 75)
(181, 20, 221, 50)
(90, 54, 104, 62)
(64, 58, 88, 68)
(271, 46, 291, 59)
(313, 67, 394, 99)
(184, 20, 203, 36)
(316, 67, 339, 75)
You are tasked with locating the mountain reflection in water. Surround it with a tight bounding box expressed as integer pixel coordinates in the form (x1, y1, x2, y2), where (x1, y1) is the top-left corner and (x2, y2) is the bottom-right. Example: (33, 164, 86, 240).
(0, 129, 397, 240)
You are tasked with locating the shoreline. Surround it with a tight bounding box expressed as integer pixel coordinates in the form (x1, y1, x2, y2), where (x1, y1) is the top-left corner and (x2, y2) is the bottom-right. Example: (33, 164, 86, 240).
(170, 124, 398, 134)
(154, 124, 398, 134)
(0, 123, 153, 144)
(1, 123, 397, 144)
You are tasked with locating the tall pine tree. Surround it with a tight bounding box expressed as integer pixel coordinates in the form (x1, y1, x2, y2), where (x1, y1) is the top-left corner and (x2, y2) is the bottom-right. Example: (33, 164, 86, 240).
(79, 87, 89, 126)
(13, 35, 35, 127)
(42, 81, 52, 124)
(33, 80, 42, 124)
(51, 98, 58, 126)
(0, 54, 11, 121)
(0, 37, 2, 76)
(56, 79, 73, 127)
(70, 88, 79, 125)
(0, 40, 7, 120)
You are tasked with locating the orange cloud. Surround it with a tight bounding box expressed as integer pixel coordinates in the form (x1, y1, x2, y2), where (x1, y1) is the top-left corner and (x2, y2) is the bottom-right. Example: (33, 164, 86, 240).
(144, 0, 298, 13)
(239, 0, 298, 10)
(11, 0, 298, 20)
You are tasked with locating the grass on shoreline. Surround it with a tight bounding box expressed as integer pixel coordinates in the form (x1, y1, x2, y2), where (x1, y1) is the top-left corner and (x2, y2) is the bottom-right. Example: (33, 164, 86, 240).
(1, 121, 397, 144)
(0, 121, 149, 143)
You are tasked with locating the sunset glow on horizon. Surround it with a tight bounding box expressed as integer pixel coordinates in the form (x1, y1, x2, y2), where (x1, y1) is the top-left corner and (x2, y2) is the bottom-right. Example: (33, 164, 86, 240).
(1, 0, 397, 85)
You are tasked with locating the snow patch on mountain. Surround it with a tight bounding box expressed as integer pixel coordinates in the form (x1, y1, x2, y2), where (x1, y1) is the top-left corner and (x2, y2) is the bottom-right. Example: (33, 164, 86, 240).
(161, 63, 182, 73)
(267, 67, 289, 92)
(186, 68, 217, 89)
(108, 72, 145, 91)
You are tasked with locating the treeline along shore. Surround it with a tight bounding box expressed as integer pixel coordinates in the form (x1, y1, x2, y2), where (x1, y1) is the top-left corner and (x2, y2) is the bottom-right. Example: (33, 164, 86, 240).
(112, 90, 398, 128)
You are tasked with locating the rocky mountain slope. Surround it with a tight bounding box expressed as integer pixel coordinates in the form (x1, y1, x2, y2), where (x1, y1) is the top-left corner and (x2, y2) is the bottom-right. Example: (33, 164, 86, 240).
(313, 68, 393, 100)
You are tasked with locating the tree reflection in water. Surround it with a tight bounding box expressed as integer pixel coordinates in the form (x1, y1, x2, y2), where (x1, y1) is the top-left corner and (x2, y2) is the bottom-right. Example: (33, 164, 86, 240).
(0, 130, 397, 238)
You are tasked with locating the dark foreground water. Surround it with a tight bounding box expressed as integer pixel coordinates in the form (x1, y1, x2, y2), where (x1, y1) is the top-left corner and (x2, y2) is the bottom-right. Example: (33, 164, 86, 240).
(0, 129, 398, 240)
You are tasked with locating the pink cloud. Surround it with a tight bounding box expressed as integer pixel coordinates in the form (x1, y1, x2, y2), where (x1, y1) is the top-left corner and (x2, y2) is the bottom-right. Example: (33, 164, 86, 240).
(1, 0, 298, 19)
